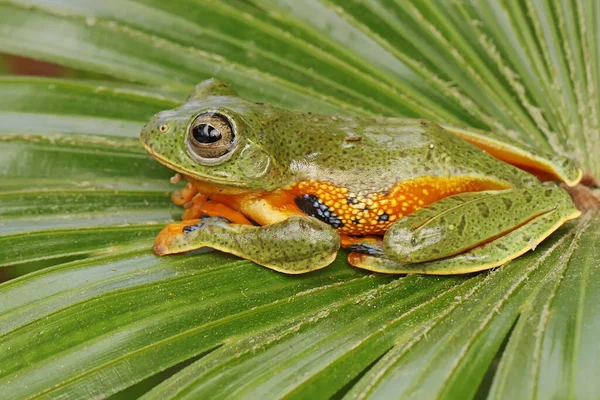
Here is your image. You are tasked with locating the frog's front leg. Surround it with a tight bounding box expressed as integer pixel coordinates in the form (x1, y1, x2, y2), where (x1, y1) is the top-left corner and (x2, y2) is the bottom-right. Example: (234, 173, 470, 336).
(154, 216, 340, 274)
(171, 181, 198, 205)
(348, 187, 580, 274)
(181, 193, 253, 225)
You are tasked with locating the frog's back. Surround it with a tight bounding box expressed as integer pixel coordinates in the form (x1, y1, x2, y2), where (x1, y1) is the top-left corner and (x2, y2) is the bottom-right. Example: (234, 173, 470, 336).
(276, 117, 538, 235)
(276, 116, 537, 192)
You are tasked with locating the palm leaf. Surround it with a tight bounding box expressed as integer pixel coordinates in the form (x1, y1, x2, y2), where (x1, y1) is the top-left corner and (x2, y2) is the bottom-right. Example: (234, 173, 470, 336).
(1, 1, 599, 398)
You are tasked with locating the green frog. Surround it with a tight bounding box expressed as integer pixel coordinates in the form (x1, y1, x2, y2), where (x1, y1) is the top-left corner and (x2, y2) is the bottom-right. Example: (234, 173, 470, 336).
(140, 79, 582, 274)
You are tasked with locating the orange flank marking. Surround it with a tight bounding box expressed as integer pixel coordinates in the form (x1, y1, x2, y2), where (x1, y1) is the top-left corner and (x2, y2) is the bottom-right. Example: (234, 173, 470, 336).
(286, 176, 510, 235)
(171, 176, 510, 236)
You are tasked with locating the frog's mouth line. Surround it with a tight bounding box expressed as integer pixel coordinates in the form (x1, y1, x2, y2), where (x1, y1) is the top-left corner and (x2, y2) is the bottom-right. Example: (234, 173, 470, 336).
(141, 141, 243, 186)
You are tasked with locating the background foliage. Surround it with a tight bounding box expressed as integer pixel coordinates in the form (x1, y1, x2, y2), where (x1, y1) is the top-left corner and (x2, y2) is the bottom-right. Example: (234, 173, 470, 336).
(1, 1, 599, 399)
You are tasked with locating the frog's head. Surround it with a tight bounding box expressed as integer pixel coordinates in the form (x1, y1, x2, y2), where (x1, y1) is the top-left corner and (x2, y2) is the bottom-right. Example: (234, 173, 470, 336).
(140, 79, 292, 191)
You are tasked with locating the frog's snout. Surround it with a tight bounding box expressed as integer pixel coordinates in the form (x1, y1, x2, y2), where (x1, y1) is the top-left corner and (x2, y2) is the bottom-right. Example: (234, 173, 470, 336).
(140, 114, 170, 147)
(139, 123, 149, 139)
(139, 123, 156, 150)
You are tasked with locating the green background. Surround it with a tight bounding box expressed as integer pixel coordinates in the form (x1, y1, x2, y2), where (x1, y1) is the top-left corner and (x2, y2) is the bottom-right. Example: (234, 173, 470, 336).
(1, 1, 599, 399)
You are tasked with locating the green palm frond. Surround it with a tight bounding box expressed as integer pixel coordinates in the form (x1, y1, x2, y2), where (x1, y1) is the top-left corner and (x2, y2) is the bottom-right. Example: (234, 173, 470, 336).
(1, 1, 599, 398)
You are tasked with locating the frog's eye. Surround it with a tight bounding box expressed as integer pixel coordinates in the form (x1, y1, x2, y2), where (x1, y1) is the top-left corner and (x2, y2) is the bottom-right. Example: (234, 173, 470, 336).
(186, 112, 236, 163)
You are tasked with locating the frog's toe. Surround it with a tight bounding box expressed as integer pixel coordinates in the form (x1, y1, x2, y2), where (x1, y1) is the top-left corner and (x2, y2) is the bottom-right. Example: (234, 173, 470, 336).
(153, 217, 228, 256)
(153, 243, 169, 256)
(347, 253, 409, 274)
(171, 182, 198, 205)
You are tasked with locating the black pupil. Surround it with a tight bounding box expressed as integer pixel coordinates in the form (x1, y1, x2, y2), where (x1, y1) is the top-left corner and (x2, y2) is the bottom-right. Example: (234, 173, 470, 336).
(192, 123, 222, 144)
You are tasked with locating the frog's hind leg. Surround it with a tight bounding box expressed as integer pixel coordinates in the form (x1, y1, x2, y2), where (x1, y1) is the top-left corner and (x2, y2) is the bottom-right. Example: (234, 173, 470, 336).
(154, 216, 340, 274)
(348, 206, 576, 274)
(348, 187, 580, 275)
(384, 187, 579, 264)
(442, 125, 582, 186)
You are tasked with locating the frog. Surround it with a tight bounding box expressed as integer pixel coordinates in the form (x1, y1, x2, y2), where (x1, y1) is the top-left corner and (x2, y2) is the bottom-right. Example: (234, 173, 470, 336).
(139, 79, 582, 275)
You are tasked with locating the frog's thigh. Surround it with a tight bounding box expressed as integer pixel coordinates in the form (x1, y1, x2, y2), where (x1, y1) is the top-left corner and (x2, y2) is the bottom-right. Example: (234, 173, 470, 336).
(383, 187, 579, 264)
(443, 125, 582, 186)
(154, 216, 340, 274)
(349, 195, 580, 274)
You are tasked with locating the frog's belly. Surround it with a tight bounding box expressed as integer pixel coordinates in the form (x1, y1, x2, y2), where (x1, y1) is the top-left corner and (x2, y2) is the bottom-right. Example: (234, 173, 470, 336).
(287, 176, 510, 235)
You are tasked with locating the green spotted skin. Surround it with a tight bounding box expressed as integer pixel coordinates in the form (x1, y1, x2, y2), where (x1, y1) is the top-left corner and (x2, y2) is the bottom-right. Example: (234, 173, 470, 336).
(140, 79, 582, 275)
(140, 80, 555, 194)
(156, 216, 340, 274)
(353, 190, 579, 275)
(383, 187, 573, 263)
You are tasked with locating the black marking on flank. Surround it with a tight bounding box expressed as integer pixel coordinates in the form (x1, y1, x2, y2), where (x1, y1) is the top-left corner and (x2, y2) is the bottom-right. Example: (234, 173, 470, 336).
(347, 197, 358, 205)
(352, 218, 361, 225)
(545, 189, 553, 197)
(523, 191, 533, 203)
(295, 194, 344, 228)
(502, 198, 513, 211)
